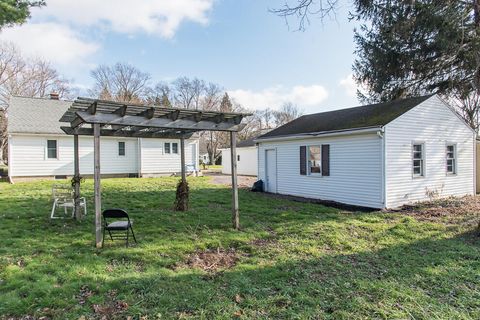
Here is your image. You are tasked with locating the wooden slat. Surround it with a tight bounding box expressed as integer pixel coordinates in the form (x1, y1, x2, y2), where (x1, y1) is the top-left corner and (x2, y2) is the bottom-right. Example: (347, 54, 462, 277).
(75, 111, 246, 132)
(61, 126, 194, 139)
(114, 105, 127, 117)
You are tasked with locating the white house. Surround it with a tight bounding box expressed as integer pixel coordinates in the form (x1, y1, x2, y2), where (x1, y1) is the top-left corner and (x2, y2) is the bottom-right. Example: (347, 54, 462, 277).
(256, 95, 476, 209)
(7, 96, 199, 180)
(221, 137, 258, 176)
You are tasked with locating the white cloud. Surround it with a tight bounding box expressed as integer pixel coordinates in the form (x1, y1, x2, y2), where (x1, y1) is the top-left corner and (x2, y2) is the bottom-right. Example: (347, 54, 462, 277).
(0, 22, 99, 65)
(229, 84, 329, 110)
(339, 74, 358, 97)
(34, 0, 215, 38)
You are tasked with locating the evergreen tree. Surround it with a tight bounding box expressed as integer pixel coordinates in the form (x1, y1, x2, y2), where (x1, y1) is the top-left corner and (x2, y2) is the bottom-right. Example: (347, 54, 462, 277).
(353, 0, 480, 104)
(0, 0, 45, 29)
(219, 92, 233, 112)
(161, 93, 172, 107)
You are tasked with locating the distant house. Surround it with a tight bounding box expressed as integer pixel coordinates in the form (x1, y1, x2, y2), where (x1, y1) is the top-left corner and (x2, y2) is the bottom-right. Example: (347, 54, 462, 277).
(7, 96, 199, 180)
(200, 152, 210, 165)
(221, 137, 257, 176)
(256, 95, 475, 209)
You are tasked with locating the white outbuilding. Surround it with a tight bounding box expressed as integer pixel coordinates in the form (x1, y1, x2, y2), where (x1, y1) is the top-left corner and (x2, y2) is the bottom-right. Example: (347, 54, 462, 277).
(221, 138, 258, 176)
(255, 94, 476, 209)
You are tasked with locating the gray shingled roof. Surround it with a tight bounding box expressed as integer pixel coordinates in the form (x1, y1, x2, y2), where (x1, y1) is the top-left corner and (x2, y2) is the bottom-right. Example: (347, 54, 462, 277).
(257, 95, 434, 139)
(237, 137, 256, 148)
(8, 96, 72, 134)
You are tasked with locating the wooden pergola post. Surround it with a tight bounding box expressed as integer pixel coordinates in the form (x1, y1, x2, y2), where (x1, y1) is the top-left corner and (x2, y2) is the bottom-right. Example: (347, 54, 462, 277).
(180, 137, 186, 183)
(73, 134, 81, 220)
(93, 123, 102, 248)
(230, 131, 239, 230)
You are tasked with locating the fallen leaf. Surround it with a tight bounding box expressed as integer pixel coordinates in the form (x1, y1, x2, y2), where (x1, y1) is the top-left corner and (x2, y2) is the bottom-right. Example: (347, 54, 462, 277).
(234, 294, 243, 304)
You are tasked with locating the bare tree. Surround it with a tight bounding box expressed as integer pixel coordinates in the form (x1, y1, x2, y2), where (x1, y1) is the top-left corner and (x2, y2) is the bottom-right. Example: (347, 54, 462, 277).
(271, 0, 339, 30)
(145, 82, 174, 107)
(90, 63, 151, 103)
(450, 91, 480, 132)
(0, 42, 70, 163)
(172, 76, 206, 109)
(200, 85, 223, 164)
(273, 102, 303, 126)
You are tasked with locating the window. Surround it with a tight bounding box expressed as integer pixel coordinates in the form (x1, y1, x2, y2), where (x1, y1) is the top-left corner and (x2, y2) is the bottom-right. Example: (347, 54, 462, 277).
(118, 142, 126, 156)
(308, 145, 321, 174)
(172, 142, 178, 154)
(300, 145, 330, 176)
(412, 143, 425, 177)
(47, 140, 58, 159)
(164, 142, 171, 154)
(446, 144, 456, 174)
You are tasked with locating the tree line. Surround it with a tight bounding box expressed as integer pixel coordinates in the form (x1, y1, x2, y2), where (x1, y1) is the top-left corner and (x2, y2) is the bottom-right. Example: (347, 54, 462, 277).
(87, 62, 302, 164)
(0, 42, 302, 164)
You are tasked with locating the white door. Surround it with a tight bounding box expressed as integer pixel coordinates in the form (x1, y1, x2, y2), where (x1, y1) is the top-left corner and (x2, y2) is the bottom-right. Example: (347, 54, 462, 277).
(191, 144, 197, 170)
(265, 149, 277, 193)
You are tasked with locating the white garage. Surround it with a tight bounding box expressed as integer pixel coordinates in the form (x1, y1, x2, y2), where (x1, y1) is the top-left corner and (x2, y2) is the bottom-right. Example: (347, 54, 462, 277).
(221, 138, 257, 176)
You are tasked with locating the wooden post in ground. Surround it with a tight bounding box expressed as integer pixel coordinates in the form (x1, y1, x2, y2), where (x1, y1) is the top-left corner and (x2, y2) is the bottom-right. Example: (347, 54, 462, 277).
(73, 134, 81, 220)
(230, 131, 239, 230)
(93, 123, 102, 248)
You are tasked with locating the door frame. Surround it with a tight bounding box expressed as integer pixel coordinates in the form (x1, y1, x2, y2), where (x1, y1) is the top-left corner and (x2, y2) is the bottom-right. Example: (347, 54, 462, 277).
(264, 148, 278, 193)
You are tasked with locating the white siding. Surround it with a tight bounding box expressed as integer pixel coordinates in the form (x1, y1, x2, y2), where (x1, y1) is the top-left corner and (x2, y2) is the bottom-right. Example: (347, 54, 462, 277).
(140, 138, 198, 174)
(9, 134, 199, 177)
(222, 147, 258, 176)
(385, 96, 475, 208)
(9, 134, 138, 176)
(258, 133, 383, 208)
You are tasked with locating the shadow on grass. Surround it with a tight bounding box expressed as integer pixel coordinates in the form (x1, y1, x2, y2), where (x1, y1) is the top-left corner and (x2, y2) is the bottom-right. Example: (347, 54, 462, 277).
(1, 178, 479, 318)
(3, 230, 478, 318)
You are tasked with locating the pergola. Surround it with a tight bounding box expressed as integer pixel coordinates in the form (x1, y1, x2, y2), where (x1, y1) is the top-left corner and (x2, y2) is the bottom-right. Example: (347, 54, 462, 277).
(59, 97, 252, 248)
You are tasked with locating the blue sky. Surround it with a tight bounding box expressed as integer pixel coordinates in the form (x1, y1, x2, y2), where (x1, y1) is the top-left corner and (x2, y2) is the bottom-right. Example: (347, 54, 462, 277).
(0, 0, 361, 114)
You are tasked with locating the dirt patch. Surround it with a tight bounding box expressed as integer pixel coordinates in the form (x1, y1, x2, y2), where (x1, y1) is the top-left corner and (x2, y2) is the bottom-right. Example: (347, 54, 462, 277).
(183, 248, 239, 272)
(91, 289, 129, 319)
(390, 195, 480, 223)
(206, 173, 257, 189)
(249, 237, 278, 247)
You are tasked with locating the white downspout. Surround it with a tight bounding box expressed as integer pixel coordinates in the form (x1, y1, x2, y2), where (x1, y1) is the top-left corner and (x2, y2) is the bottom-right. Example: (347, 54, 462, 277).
(473, 135, 477, 195)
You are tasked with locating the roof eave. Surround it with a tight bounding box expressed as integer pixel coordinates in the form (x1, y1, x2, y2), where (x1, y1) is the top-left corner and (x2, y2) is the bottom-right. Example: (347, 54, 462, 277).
(254, 126, 383, 143)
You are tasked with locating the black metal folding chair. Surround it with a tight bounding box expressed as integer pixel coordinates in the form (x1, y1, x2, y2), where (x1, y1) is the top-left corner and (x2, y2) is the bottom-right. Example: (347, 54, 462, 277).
(102, 209, 137, 247)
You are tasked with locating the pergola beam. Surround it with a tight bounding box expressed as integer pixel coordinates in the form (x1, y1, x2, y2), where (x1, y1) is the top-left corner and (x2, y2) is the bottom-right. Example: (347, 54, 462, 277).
(73, 111, 246, 132)
(87, 101, 97, 115)
(61, 126, 194, 139)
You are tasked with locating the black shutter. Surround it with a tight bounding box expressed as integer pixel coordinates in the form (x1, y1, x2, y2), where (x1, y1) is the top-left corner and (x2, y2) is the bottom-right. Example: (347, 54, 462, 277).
(300, 146, 307, 175)
(321, 144, 330, 176)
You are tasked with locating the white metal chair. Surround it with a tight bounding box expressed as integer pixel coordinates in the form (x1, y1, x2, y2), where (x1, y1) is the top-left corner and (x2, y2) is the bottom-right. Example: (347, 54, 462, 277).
(51, 184, 87, 219)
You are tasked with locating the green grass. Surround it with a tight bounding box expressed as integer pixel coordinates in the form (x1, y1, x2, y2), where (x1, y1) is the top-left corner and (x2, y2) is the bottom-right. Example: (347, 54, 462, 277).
(0, 177, 479, 319)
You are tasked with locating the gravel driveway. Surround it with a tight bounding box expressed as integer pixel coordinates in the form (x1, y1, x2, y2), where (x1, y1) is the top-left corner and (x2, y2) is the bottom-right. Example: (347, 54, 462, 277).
(205, 172, 257, 188)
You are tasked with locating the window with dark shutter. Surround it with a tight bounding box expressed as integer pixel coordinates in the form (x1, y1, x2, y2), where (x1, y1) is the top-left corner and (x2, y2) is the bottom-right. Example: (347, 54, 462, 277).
(300, 146, 307, 175)
(321, 144, 330, 176)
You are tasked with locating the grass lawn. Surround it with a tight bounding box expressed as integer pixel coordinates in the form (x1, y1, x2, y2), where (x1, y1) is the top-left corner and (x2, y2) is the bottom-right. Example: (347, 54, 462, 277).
(0, 177, 479, 319)
(201, 164, 222, 170)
